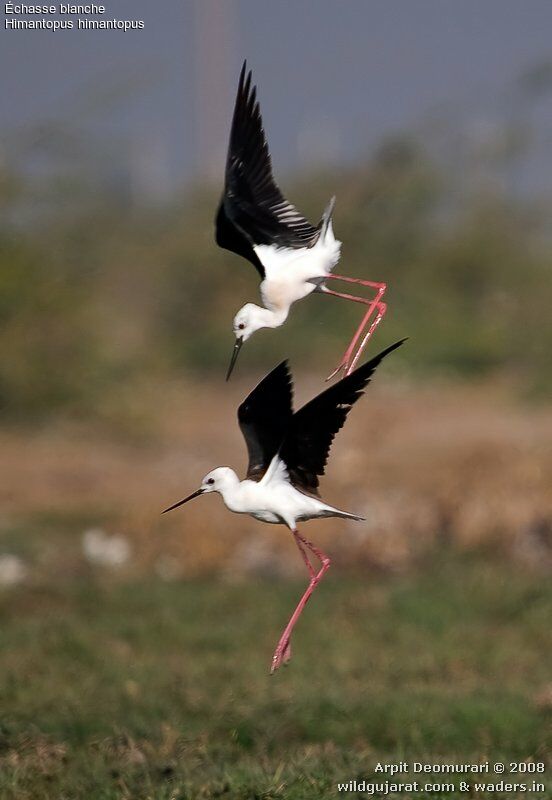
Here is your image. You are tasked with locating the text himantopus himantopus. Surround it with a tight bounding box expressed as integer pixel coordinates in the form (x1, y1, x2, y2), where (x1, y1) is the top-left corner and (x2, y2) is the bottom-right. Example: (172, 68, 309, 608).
(163, 338, 405, 672)
(216, 62, 388, 381)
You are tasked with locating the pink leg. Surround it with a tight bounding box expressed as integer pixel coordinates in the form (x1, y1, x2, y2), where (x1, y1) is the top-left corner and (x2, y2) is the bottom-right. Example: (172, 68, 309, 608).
(347, 303, 387, 374)
(321, 276, 387, 380)
(292, 531, 316, 579)
(328, 274, 386, 289)
(271, 531, 331, 674)
(335, 300, 387, 378)
(279, 531, 315, 666)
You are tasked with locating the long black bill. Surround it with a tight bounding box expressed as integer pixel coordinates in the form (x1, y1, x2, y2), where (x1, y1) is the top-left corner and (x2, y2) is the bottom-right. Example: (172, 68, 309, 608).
(226, 336, 244, 381)
(162, 487, 204, 514)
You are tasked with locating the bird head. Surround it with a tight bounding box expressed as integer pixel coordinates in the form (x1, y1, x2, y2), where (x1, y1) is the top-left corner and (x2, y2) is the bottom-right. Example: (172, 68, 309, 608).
(226, 303, 266, 380)
(161, 468, 235, 514)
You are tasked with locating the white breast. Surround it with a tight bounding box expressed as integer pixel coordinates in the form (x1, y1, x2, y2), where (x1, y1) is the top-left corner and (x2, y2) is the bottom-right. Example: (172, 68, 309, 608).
(254, 228, 341, 286)
(256, 236, 341, 313)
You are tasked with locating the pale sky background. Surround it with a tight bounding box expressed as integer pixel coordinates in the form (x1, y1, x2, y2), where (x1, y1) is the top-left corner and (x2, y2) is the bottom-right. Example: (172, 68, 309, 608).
(1, 0, 551, 196)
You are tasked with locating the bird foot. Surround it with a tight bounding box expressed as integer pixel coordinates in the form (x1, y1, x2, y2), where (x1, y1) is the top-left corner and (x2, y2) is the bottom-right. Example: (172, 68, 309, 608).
(270, 636, 292, 674)
(326, 359, 350, 382)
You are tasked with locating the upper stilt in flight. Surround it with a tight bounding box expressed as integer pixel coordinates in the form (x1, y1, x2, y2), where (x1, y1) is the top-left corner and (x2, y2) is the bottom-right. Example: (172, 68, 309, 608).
(215, 61, 388, 380)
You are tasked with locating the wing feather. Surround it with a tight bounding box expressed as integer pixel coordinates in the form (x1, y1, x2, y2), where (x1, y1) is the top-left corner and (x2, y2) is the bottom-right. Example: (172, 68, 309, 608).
(280, 340, 407, 495)
(217, 62, 321, 256)
(238, 360, 294, 481)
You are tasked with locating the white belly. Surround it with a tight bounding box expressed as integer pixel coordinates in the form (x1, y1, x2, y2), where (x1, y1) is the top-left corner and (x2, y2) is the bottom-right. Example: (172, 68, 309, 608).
(251, 510, 282, 524)
(254, 230, 341, 312)
(239, 480, 329, 526)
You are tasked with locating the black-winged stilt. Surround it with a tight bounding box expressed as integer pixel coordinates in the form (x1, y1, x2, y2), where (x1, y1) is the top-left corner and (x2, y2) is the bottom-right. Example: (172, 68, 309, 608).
(216, 62, 388, 381)
(163, 338, 405, 672)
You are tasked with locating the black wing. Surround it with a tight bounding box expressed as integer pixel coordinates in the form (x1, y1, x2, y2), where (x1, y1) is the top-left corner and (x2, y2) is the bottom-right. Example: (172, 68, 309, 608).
(280, 339, 407, 495)
(238, 360, 294, 481)
(216, 62, 321, 268)
(215, 202, 265, 278)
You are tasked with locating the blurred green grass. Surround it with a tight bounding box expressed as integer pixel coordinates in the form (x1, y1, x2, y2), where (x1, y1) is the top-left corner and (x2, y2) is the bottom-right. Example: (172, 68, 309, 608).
(0, 549, 550, 799)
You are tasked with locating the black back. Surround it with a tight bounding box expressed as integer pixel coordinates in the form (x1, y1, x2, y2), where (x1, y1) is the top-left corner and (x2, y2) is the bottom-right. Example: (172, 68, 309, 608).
(280, 340, 407, 495)
(215, 62, 321, 272)
(238, 360, 294, 481)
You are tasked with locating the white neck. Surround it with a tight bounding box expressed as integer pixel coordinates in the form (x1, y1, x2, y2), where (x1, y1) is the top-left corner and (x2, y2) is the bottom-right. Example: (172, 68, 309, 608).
(255, 304, 289, 329)
(216, 470, 243, 511)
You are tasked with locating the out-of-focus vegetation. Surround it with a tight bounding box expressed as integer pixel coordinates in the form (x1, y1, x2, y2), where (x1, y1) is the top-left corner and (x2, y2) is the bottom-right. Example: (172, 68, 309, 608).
(0, 550, 550, 799)
(1, 117, 551, 421)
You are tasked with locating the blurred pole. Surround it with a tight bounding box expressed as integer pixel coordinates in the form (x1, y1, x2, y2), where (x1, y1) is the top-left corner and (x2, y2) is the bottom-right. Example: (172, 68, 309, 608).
(130, 128, 172, 208)
(193, 0, 238, 183)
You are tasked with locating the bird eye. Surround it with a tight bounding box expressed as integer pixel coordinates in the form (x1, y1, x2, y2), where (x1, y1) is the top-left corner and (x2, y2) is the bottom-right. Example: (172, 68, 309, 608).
(238, 323, 245, 330)
(206, 478, 215, 485)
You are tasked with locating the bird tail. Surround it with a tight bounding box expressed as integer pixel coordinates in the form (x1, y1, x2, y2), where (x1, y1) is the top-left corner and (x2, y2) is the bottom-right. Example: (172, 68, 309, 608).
(318, 195, 336, 241)
(337, 510, 365, 522)
(322, 504, 365, 522)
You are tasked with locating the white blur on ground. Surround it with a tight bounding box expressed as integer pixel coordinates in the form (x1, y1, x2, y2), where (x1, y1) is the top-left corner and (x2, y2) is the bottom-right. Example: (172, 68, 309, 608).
(82, 528, 132, 569)
(0, 554, 28, 587)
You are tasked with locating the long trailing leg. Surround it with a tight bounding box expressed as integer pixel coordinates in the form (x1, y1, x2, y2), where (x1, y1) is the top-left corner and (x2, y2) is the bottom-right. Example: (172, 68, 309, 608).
(320, 275, 387, 380)
(271, 531, 331, 674)
(325, 298, 387, 380)
(347, 303, 387, 373)
(278, 530, 315, 666)
(326, 303, 387, 379)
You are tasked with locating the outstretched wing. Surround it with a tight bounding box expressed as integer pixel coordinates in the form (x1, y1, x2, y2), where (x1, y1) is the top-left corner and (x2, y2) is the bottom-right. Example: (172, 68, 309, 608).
(216, 61, 321, 267)
(238, 360, 294, 481)
(280, 339, 407, 495)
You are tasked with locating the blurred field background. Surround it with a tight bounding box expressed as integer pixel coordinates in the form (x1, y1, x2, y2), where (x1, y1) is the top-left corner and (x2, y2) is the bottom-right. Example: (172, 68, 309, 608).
(1, 2, 551, 797)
